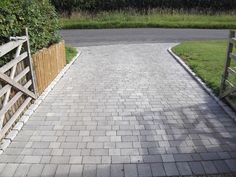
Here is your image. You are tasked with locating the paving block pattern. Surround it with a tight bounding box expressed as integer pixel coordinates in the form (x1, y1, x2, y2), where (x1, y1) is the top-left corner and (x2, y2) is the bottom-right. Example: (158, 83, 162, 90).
(0, 43, 236, 177)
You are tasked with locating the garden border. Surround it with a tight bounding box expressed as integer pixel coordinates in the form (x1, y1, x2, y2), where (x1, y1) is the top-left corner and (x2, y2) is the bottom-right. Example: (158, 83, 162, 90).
(0, 50, 81, 154)
(168, 46, 236, 122)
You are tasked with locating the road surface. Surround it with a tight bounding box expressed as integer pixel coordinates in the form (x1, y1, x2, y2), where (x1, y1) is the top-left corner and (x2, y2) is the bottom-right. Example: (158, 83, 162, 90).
(60, 28, 228, 46)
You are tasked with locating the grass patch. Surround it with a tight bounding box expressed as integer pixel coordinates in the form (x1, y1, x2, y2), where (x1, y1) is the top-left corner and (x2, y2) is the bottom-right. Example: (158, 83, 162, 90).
(172, 40, 228, 95)
(66, 46, 77, 64)
(173, 40, 236, 109)
(61, 11, 236, 29)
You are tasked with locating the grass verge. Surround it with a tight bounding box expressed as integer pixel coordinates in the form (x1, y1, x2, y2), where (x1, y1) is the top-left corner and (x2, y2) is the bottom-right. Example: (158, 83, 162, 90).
(66, 46, 77, 64)
(172, 40, 228, 95)
(61, 11, 236, 29)
(172, 40, 236, 109)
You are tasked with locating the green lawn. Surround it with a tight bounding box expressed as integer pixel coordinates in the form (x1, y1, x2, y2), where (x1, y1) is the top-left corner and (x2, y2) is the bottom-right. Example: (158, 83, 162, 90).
(173, 40, 236, 109)
(61, 11, 236, 29)
(65, 46, 77, 63)
(172, 40, 228, 95)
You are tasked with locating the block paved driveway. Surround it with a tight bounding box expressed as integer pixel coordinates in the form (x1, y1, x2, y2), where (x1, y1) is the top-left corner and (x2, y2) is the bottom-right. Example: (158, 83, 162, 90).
(1, 43, 236, 177)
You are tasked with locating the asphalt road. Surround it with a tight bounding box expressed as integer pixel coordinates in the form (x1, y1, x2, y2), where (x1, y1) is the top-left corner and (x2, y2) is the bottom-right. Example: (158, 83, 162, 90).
(60, 28, 229, 46)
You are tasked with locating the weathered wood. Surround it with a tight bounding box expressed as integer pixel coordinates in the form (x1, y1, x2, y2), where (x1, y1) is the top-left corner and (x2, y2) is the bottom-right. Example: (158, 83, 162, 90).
(25, 28, 37, 96)
(0, 44, 23, 128)
(32, 41, 66, 94)
(0, 29, 40, 139)
(0, 38, 26, 57)
(230, 38, 236, 44)
(0, 67, 29, 99)
(0, 72, 36, 99)
(0, 80, 31, 119)
(227, 67, 236, 77)
(230, 53, 236, 62)
(0, 86, 10, 98)
(0, 52, 27, 73)
(226, 79, 234, 88)
(221, 84, 236, 98)
(220, 30, 235, 98)
(0, 67, 29, 97)
(15, 67, 30, 81)
(0, 97, 31, 140)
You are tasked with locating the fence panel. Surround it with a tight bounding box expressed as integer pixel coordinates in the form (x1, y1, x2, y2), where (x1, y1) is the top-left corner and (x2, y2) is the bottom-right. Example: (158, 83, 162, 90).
(32, 41, 66, 94)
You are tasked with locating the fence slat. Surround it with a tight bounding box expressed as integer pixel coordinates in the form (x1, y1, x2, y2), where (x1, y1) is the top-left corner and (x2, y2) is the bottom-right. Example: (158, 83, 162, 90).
(0, 72, 35, 99)
(0, 86, 10, 98)
(0, 52, 28, 73)
(0, 97, 32, 140)
(0, 38, 26, 57)
(0, 67, 29, 98)
(0, 80, 31, 120)
(32, 40, 66, 94)
(230, 53, 236, 62)
(15, 66, 30, 81)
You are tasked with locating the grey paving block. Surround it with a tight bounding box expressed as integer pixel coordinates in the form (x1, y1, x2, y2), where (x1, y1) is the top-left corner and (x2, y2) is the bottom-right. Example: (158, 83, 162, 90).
(102, 156, 111, 164)
(51, 156, 70, 164)
(202, 161, 218, 174)
(13, 163, 31, 177)
(69, 165, 83, 177)
(0, 164, 6, 174)
(161, 154, 175, 162)
(83, 165, 96, 177)
(176, 162, 192, 176)
(91, 149, 108, 156)
(27, 164, 44, 177)
(51, 149, 63, 156)
(163, 162, 180, 176)
(173, 153, 192, 162)
(143, 155, 162, 163)
(150, 163, 166, 177)
(22, 156, 42, 163)
(121, 149, 139, 156)
(82, 156, 101, 164)
(213, 160, 231, 173)
(137, 164, 152, 177)
(109, 149, 120, 156)
(97, 164, 110, 177)
(225, 159, 236, 172)
(55, 164, 70, 177)
(0, 163, 19, 177)
(189, 161, 205, 175)
(70, 156, 82, 164)
(112, 156, 130, 163)
(200, 152, 220, 160)
(41, 164, 57, 177)
(124, 164, 138, 177)
(41, 156, 52, 163)
(111, 164, 124, 177)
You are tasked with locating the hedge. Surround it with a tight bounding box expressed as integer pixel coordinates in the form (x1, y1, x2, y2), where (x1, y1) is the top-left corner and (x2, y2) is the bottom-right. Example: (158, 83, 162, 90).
(0, 0, 60, 59)
(51, 0, 236, 15)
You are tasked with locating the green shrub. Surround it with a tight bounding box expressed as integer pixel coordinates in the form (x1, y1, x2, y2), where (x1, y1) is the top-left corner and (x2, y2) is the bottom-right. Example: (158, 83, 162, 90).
(51, 0, 77, 16)
(51, 0, 236, 15)
(0, 0, 61, 55)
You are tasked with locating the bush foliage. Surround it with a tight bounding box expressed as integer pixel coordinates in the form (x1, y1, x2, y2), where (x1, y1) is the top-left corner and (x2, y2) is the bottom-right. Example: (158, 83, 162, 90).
(0, 0, 60, 54)
(51, 0, 236, 15)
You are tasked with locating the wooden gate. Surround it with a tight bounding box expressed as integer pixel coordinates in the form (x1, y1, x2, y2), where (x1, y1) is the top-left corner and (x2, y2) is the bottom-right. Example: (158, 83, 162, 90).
(0, 29, 36, 140)
(220, 30, 236, 108)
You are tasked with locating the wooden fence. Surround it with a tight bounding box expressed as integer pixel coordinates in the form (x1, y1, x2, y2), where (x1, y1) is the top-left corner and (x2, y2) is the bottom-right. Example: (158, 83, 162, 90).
(32, 41, 66, 94)
(0, 32, 66, 140)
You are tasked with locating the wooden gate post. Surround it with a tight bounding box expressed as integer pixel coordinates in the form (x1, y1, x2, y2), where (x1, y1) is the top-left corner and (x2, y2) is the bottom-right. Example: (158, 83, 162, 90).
(25, 28, 37, 96)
